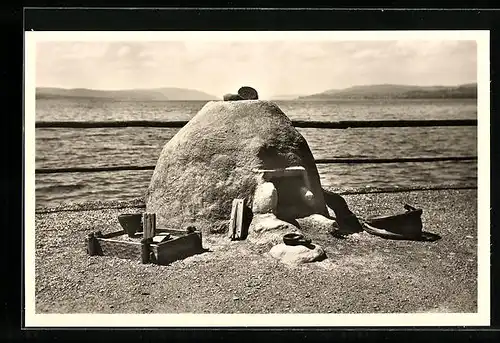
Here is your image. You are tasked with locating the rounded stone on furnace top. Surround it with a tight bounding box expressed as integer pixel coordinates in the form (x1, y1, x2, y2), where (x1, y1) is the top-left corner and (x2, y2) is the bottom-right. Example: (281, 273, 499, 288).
(238, 86, 259, 100)
(223, 93, 244, 101)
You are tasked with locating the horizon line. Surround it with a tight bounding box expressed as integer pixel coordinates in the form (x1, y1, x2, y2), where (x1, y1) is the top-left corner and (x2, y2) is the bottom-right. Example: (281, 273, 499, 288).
(36, 82, 478, 94)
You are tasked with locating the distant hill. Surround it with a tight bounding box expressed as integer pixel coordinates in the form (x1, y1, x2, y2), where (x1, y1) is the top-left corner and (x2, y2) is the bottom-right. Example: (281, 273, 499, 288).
(269, 94, 306, 100)
(36, 87, 220, 101)
(298, 83, 477, 100)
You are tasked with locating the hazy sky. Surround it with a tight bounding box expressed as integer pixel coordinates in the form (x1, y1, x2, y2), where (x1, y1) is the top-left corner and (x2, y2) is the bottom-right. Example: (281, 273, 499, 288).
(36, 40, 477, 99)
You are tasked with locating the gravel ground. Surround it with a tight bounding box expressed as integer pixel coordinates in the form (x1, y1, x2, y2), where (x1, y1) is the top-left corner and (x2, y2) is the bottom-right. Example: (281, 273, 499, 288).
(34, 189, 477, 314)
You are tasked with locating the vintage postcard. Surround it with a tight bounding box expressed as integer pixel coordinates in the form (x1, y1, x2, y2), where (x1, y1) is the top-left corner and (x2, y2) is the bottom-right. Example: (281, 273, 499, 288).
(24, 29, 490, 327)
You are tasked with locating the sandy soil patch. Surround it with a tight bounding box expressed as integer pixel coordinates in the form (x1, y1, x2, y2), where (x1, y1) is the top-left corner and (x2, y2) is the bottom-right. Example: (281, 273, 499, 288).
(33, 189, 478, 314)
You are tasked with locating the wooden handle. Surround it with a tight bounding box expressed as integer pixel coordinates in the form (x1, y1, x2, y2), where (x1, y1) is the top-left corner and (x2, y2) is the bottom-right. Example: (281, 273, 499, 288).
(141, 238, 151, 264)
(142, 212, 156, 239)
(404, 204, 418, 212)
(228, 199, 238, 239)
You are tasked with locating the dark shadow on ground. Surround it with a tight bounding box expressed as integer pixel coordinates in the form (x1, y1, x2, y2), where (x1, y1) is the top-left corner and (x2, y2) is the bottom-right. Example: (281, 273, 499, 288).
(418, 231, 442, 242)
(240, 202, 253, 240)
(362, 225, 442, 242)
(323, 189, 364, 233)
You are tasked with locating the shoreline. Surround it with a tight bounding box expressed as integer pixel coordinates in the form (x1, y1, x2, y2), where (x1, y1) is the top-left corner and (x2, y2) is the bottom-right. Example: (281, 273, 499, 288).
(34, 184, 478, 214)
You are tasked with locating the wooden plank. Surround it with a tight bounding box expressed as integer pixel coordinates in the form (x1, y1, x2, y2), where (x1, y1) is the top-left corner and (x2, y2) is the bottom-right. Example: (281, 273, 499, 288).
(150, 213, 156, 237)
(97, 238, 142, 245)
(228, 199, 238, 240)
(143, 213, 151, 238)
(235, 199, 244, 240)
(155, 232, 203, 265)
(102, 230, 127, 239)
(163, 228, 188, 235)
(90, 228, 202, 265)
(97, 239, 142, 261)
(151, 233, 171, 244)
(142, 212, 156, 239)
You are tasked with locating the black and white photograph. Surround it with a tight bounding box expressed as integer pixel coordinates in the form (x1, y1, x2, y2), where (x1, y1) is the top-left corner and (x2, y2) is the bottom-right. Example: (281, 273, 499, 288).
(24, 30, 490, 327)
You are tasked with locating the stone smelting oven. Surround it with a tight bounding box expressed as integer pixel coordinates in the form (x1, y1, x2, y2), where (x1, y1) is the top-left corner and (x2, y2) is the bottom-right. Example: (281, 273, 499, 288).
(144, 88, 361, 264)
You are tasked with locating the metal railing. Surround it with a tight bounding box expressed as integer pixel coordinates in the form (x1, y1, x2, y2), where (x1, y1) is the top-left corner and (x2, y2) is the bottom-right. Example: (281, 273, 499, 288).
(35, 118, 478, 193)
(35, 156, 478, 174)
(36, 118, 477, 129)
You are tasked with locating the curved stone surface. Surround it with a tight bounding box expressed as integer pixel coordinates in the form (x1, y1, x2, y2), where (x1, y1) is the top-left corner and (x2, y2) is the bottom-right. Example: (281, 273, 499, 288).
(223, 93, 244, 101)
(269, 242, 327, 265)
(247, 213, 301, 246)
(252, 182, 278, 214)
(296, 213, 340, 234)
(145, 100, 328, 232)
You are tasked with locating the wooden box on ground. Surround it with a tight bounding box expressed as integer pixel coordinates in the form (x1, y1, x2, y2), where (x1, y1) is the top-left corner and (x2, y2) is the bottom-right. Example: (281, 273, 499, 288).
(86, 228, 204, 266)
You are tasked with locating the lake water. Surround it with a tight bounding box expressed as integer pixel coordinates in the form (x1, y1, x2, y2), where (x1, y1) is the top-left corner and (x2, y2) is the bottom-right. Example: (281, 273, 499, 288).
(34, 98, 478, 209)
